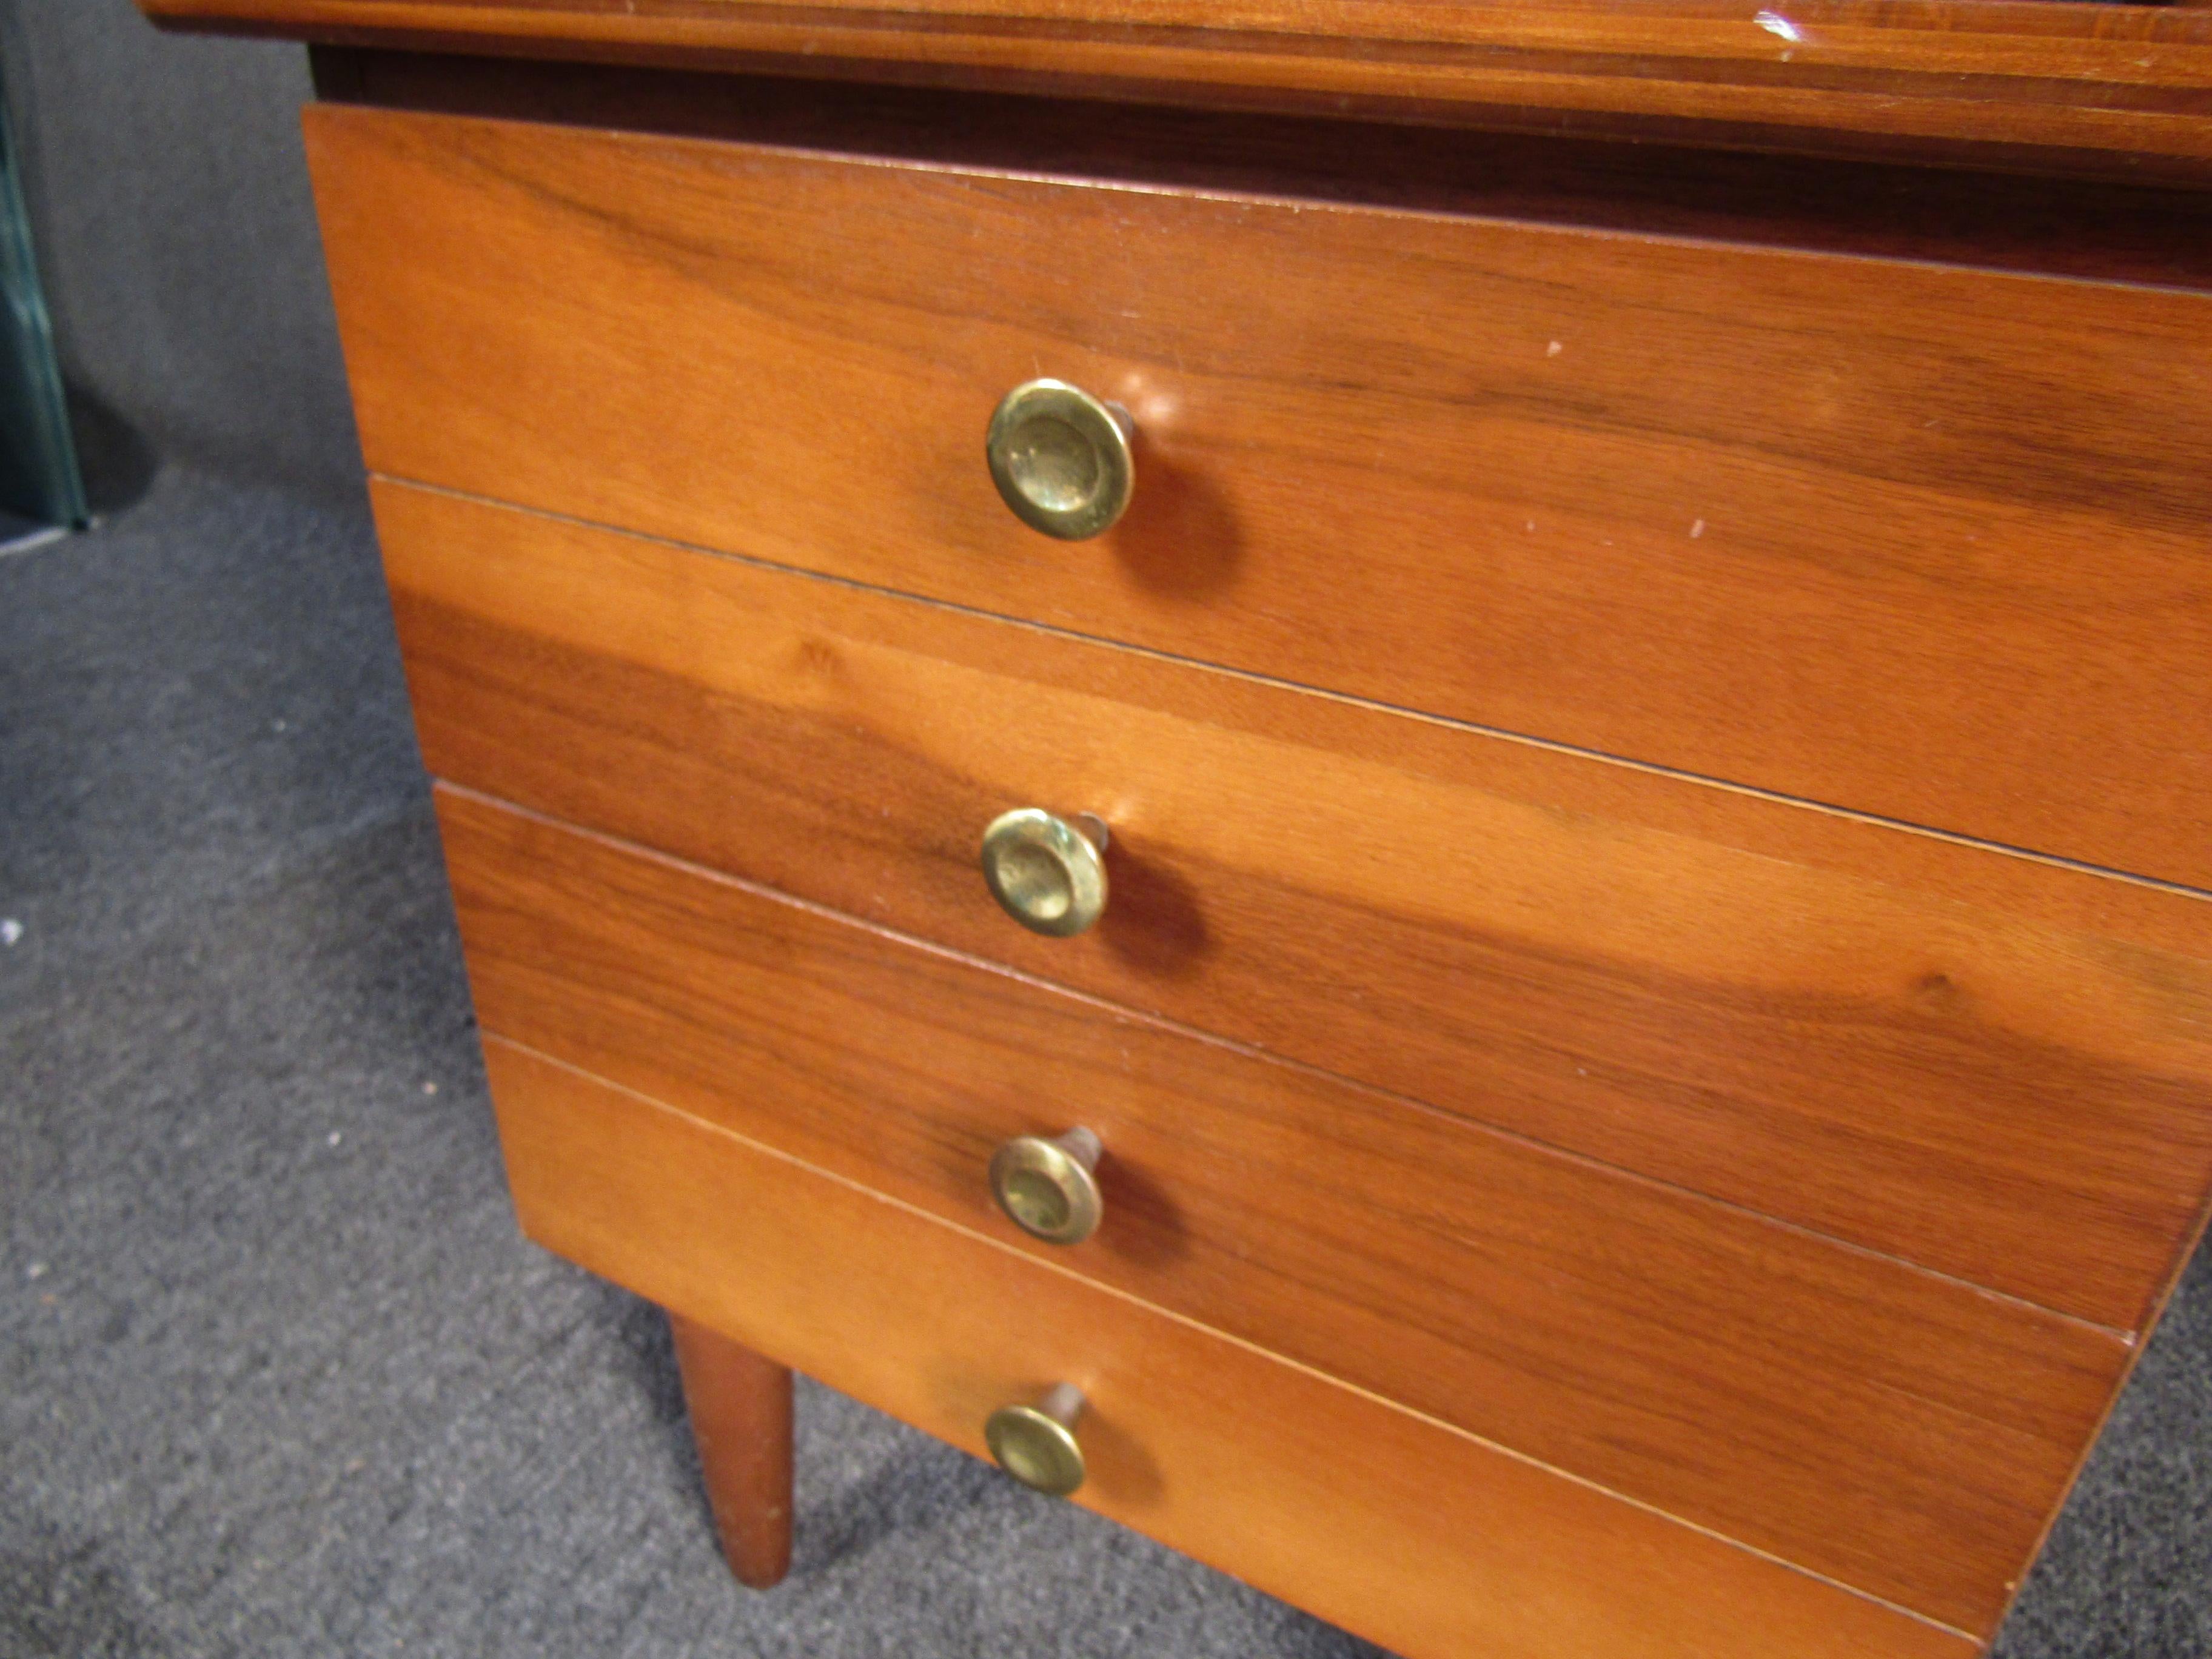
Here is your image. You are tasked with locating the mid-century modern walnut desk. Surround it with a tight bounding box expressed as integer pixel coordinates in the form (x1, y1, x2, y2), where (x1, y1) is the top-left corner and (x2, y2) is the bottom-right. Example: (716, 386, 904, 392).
(136, 4, 2212, 1654)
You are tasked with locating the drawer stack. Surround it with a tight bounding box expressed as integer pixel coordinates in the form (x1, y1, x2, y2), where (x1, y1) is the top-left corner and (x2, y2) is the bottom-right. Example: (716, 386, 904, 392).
(306, 104, 2212, 1659)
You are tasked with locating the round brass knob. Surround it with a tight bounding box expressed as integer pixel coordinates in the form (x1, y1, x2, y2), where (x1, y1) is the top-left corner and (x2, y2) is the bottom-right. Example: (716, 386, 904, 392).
(980, 809, 1107, 937)
(990, 1128, 1104, 1245)
(985, 1382, 1087, 1496)
(985, 379, 1134, 540)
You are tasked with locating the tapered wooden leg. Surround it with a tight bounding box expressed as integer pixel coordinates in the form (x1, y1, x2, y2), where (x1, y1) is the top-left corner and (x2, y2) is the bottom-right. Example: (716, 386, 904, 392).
(669, 1312, 794, 1589)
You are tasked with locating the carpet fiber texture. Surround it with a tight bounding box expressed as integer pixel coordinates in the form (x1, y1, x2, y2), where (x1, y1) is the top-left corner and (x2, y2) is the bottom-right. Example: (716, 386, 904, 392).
(2, 469, 2208, 1656)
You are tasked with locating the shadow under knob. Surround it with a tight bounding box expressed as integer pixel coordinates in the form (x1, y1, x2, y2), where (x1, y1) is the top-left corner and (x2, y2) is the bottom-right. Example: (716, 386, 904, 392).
(985, 1383, 1088, 1496)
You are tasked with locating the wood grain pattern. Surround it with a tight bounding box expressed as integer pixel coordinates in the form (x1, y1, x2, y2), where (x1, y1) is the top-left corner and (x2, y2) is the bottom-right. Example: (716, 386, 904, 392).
(668, 1314, 794, 1589)
(152, 0, 2212, 172)
(309, 50, 2212, 293)
(440, 783, 2125, 1633)
(307, 107, 2212, 890)
(381, 481, 2212, 1334)
(481, 1034, 1984, 1659)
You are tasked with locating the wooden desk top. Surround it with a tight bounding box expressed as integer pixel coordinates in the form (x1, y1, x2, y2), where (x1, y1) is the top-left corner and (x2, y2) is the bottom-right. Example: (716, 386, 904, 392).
(141, 0, 2212, 176)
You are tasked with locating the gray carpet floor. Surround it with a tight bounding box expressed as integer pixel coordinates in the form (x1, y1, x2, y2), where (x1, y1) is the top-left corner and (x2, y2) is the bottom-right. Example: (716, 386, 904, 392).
(2, 466, 2207, 1657)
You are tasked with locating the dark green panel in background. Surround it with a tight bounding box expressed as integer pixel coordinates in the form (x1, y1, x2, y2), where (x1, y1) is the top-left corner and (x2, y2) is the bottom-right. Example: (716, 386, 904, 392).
(0, 53, 85, 531)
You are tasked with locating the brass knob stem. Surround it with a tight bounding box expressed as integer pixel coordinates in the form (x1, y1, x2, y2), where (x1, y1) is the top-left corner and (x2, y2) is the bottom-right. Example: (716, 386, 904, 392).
(985, 1383, 1087, 1496)
(990, 1128, 1104, 1245)
(986, 379, 1134, 540)
(980, 808, 1108, 936)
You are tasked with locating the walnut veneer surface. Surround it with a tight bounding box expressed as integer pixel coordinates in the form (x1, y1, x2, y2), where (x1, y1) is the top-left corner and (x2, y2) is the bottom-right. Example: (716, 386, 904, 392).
(133, 5, 2212, 1654)
(144, 0, 2212, 174)
(438, 779, 2124, 1631)
(311, 109, 2212, 892)
(484, 1032, 1983, 1659)
(372, 481, 2212, 1339)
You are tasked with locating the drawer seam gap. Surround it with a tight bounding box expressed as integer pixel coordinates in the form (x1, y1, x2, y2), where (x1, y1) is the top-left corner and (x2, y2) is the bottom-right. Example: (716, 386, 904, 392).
(478, 1027, 1989, 1646)
(436, 776, 2139, 1347)
(379, 472, 2212, 909)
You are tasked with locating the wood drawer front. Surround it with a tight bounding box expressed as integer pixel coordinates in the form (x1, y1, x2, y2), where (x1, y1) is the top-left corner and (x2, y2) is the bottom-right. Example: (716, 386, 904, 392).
(383, 481, 2212, 1334)
(440, 785, 2125, 1635)
(481, 1036, 1982, 1659)
(306, 104, 2212, 890)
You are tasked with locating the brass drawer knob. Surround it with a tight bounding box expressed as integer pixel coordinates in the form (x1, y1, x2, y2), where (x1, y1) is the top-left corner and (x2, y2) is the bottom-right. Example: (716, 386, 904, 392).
(980, 808, 1107, 936)
(985, 379, 1134, 540)
(990, 1128, 1104, 1245)
(985, 1382, 1088, 1496)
